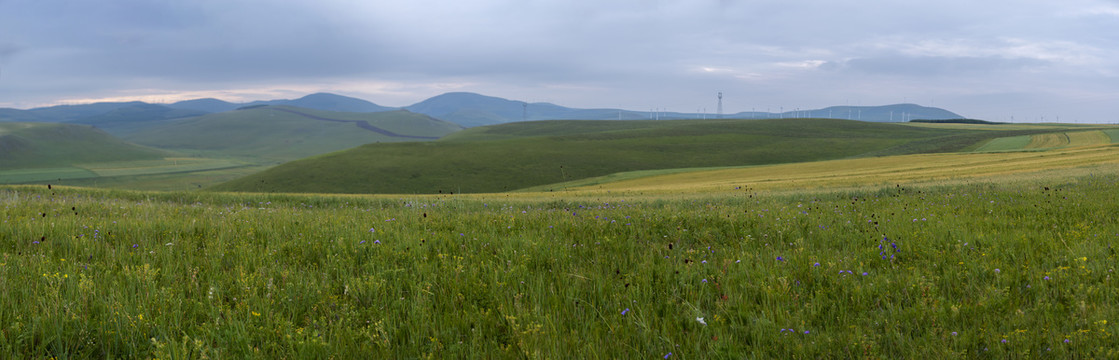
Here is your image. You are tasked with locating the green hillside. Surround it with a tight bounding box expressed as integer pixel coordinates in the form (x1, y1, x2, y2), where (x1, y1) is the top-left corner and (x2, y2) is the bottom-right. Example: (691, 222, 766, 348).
(125, 106, 462, 163)
(213, 118, 1047, 194)
(0, 122, 166, 169)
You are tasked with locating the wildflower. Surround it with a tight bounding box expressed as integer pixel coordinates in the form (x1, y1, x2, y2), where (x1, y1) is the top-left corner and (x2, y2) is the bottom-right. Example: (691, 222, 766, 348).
(813, 262, 820, 267)
(701, 260, 707, 264)
(1001, 339, 1008, 343)
(862, 272, 868, 276)
(132, 244, 138, 248)
(696, 317, 706, 325)
(701, 279, 708, 283)
(804, 330, 810, 334)
(373, 240, 380, 244)
(951, 332, 958, 336)
(664, 353, 672, 359)
(622, 308, 629, 315)
(776, 256, 785, 262)
(994, 268, 1000, 273)
(369, 227, 375, 233)
(359, 240, 366, 244)
(1044, 276, 1050, 280)
(1064, 339, 1070, 343)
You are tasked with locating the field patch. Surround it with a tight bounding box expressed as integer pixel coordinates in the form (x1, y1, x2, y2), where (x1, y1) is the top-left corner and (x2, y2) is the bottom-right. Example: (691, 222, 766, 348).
(0, 167, 98, 183)
(974, 130, 1112, 152)
(973, 135, 1033, 152)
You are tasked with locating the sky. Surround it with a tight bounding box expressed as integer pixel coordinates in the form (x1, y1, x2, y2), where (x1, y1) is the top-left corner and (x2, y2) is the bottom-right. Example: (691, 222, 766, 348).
(1, 0, 1117, 122)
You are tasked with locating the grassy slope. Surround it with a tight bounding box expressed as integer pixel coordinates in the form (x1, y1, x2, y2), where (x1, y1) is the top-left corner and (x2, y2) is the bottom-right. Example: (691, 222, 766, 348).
(125, 106, 461, 163)
(214, 118, 1040, 194)
(0, 122, 166, 169)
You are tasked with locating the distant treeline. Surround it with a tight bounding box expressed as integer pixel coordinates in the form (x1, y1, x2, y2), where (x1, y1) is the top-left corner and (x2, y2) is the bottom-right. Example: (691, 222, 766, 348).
(910, 119, 1005, 125)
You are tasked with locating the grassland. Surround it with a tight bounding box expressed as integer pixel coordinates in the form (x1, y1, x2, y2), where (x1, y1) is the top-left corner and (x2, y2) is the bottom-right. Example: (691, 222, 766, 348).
(0, 122, 167, 169)
(217, 118, 1086, 194)
(4, 119, 1119, 357)
(2, 157, 1118, 357)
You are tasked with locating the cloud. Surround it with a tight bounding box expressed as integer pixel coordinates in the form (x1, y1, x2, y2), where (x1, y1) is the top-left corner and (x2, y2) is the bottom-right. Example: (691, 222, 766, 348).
(0, 0, 1118, 122)
(825, 55, 1049, 76)
(0, 42, 20, 59)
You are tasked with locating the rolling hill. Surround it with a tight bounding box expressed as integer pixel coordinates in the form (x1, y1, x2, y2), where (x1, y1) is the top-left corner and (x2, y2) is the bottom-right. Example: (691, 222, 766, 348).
(167, 92, 395, 113)
(212, 118, 1044, 194)
(125, 105, 462, 163)
(0, 122, 166, 169)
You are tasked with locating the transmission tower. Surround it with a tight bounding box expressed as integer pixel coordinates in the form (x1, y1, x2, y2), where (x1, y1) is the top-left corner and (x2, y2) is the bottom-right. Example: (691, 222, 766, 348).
(717, 92, 723, 119)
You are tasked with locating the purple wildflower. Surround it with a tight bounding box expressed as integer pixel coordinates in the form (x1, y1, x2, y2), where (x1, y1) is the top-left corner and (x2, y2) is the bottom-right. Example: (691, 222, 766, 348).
(359, 240, 366, 244)
(373, 240, 380, 244)
(369, 227, 375, 233)
(622, 308, 629, 315)
(664, 353, 672, 359)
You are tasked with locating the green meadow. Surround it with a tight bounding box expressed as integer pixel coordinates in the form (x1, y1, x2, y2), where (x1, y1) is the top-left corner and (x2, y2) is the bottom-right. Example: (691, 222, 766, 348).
(3, 119, 1119, 358)
(3, 161, 1118, 358)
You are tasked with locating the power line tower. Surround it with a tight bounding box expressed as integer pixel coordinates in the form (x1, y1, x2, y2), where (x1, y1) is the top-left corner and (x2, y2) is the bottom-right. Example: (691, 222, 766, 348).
(717, 92, 723, 119)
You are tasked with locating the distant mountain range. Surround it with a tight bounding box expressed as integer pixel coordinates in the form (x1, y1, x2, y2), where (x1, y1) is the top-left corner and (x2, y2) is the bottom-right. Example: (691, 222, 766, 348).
(0, 91, 964, 128)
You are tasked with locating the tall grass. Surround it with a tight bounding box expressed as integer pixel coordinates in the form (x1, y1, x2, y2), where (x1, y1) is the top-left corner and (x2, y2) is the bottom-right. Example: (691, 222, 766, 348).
(1, 176, 1117, 358)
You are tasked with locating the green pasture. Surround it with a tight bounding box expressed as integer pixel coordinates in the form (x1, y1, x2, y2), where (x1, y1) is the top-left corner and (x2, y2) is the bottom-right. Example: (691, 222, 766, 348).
(2, 167, 1118, 358)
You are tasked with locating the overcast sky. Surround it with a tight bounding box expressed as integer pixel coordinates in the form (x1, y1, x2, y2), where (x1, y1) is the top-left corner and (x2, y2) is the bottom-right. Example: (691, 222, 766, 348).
(1, 0, 1117, 122)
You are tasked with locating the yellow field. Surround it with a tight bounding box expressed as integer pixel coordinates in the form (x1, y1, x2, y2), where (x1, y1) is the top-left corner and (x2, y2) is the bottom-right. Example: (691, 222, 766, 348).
(559, 143, 1119, 195)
